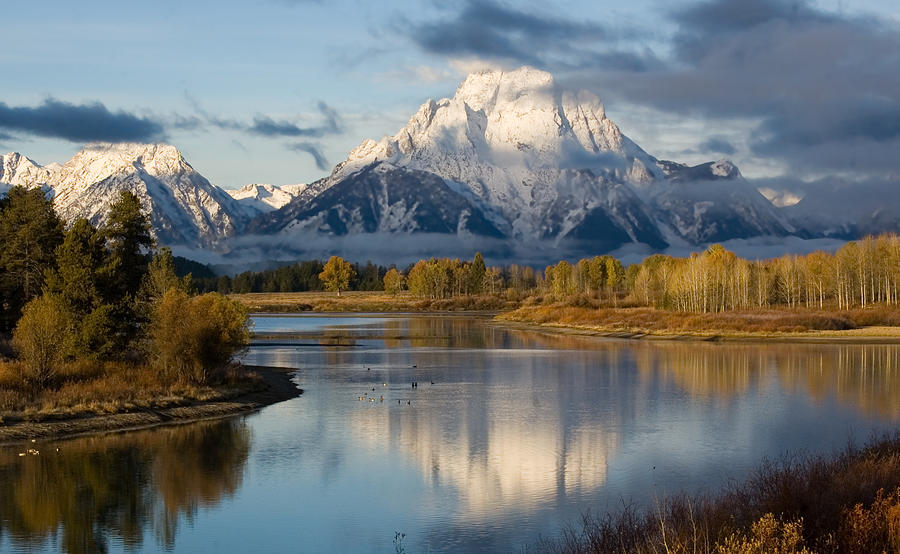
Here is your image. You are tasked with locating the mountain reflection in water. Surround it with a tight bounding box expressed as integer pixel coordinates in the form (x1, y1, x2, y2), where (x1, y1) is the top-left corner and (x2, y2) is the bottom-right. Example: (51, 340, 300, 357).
(1, 316, 898, 553)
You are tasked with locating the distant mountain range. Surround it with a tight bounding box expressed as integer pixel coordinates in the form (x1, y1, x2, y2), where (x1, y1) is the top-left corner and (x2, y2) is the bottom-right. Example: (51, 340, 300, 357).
(1, 66, 896, 259)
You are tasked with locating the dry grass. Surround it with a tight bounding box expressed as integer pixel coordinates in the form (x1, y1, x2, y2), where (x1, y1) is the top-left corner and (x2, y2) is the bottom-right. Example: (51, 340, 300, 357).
(499, 305, 900, 337)
(230, 291, 514, 313)
(0, 360, 263, 421)
(534, 434, 900, 553)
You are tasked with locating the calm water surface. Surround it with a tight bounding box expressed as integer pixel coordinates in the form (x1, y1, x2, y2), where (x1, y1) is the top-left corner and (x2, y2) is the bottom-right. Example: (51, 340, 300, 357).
(2, 314, 900, 553)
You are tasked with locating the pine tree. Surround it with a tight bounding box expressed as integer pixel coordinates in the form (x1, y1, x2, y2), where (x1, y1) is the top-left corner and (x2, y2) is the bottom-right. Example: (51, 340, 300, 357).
(0, 186, 65, 332)
(45, 218, 106, 318)
(103, 190, 154, 303)
(99, 191, 154, 351)
(469, 252, 486, 294)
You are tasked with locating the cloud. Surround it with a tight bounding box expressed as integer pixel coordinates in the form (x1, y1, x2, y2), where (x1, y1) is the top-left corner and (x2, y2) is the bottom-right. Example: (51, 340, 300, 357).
(184, 92, 343, 141)
(405, 0, 640, 69)
(0, 98, 165, 143)
(404, 0, 900, 177)
(287, 141, 329, 171)
(698, 136, 737, 155)
(250, 102, 342, 138)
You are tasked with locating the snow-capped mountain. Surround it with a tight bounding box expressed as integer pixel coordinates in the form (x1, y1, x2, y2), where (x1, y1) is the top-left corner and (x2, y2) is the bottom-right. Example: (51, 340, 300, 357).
(254, 66, 795, 252)
(0, 153, 54, 194)
(254, 67, 671, 250)
(784, 179, 900, 238)
(1, 144, 248, 247)
(649, 160, 795, 243)
(228, 183, 305, 216)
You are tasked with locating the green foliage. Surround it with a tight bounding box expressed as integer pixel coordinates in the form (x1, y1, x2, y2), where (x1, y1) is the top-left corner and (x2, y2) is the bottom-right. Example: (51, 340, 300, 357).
(0, 186, 64, 331)
(469, 252, 486, 294)
(45, 218, 106, 318)
(12, 294, 72, 387)
(319, 256, 355, 295)
(141, 247, 195, 305)
(102, 190, 153, 303)
(383, 268, 404, 295)
(213, 260, 325, 294)
(74, 304, 118, 360)
(353, 261, 384, 291)
(149, 290, 250, 384)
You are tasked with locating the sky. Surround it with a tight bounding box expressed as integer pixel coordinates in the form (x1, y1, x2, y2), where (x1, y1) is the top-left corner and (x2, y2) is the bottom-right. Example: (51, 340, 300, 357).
(2, 0, 899, 190)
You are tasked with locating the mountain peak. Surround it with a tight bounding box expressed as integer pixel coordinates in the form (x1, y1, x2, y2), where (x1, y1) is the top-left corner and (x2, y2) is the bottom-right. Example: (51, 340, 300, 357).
(453, 66, 555, 111)
(0, 151, 53, 189)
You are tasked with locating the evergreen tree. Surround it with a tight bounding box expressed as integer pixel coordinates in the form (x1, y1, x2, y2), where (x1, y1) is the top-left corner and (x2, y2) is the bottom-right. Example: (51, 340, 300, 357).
(99, 191, 154, 351)
(103, 190, 154, 303)
(45, 219, 106, 318)
(0, 186, 65, 332)
(44, 219, 118, 358)
(140, 247, 194, 305)
(469, 252, 486, 294)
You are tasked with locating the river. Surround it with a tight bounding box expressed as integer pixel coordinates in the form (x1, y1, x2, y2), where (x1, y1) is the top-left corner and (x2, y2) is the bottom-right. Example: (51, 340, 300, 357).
(2, 314, 899, 553)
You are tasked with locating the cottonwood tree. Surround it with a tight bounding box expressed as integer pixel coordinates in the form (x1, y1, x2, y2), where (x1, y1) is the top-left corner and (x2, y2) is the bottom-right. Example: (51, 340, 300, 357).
(12, 295, 71, 387)
(319, 256, 355, 295)
(383, 268, 403, 295)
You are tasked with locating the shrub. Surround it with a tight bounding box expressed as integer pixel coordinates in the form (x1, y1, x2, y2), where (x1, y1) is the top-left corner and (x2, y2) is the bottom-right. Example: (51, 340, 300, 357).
(149, 290, 250, 385)
(12, 295, 72, 388)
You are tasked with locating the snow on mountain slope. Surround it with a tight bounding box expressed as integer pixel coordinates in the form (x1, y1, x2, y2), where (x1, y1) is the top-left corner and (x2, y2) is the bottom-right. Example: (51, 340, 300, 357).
(648, 159, 794, 243)
(2, 146, 249, 246)
(0, 153, 54, 195)
(260, 66, 667, 249)
(46, 143, 247, 247)
(785, 179, 900, 238)
(271, 163, 504, 237)
(228, 183, 304, 215)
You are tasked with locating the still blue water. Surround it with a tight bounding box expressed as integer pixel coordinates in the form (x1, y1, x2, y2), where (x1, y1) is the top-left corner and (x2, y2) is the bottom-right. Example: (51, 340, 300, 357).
(2, 314, 899, 553)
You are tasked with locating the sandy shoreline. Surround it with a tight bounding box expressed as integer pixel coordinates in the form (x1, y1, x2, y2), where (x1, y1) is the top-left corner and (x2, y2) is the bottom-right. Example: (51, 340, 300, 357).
(0, 365, 301, 445)
(491, 319, 900, 344)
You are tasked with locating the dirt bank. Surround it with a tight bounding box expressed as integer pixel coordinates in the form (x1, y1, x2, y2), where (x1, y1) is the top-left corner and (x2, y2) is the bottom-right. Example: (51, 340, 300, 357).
(0, 365, 301, 445)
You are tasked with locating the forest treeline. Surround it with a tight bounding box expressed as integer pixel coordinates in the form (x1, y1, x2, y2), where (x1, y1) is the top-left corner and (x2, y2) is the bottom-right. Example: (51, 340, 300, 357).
(0, 185, 248, 398)
(206, 235, 899, 313)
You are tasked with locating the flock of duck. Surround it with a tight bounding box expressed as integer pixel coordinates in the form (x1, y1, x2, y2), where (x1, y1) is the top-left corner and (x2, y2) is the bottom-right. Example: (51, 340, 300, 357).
(356, 366, 435, 407)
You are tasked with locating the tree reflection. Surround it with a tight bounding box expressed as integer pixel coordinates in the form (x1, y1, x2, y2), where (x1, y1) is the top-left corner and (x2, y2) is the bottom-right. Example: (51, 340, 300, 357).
(0, 418, 250, 553)
(631, 342, 900, 419)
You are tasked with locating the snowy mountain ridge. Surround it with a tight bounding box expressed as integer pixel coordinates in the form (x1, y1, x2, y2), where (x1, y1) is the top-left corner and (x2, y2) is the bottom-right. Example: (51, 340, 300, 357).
(1, 143, 249, 247)
(227, 183, 306, 216)
(257, 66, 791, 252)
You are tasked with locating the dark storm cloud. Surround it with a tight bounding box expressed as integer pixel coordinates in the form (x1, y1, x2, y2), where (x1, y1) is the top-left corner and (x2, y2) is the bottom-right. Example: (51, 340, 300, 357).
(698, 136, 736, 155)
(287, 141, 329, 171)
(408, 0, 632, 68)
(0, 98, 165, 143)
(406, 0, 900, 176)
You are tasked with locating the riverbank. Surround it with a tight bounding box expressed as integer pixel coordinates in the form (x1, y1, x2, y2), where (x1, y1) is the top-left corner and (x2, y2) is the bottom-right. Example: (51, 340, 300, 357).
(534, 432, 900, 553)
(230, 291, 513, 313)
(0, 365, 301, 444)
(498, 305, 900, 343)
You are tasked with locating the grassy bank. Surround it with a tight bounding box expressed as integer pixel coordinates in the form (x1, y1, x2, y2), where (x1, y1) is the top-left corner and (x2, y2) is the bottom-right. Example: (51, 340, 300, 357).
(230, 290, 514, 313)
(0, 359, 301, 443)
(0, 364, 300, 443)
(533, 433, 900, 553)
(498, 304, 900, 340)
